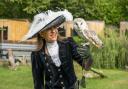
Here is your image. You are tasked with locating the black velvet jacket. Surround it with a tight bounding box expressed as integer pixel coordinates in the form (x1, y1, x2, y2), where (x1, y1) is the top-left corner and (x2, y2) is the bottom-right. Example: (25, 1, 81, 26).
(31, 38, 90, 89)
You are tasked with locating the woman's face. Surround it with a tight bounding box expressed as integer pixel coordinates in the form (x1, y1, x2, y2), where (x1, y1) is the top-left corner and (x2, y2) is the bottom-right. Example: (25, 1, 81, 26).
(39, 27, 58, 42)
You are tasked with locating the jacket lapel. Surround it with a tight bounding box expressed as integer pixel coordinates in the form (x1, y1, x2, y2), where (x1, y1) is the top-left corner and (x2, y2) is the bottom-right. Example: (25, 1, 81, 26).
(58, 41, 67, 65)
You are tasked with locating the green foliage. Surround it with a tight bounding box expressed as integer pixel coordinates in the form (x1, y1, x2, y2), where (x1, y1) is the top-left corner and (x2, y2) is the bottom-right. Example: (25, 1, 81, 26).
(91, 29, 128, 69)
(73, 36, 84, 44)
(22, 0, 50, 14)
(0, 0, 30, 18)
(1, 0, 127, 25)
(117, 0, 128, 20)
(93, 0, 122, 25)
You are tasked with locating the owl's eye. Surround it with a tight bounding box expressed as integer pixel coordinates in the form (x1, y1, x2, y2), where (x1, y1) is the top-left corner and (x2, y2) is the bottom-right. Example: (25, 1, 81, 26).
(75, 23, 78, 26)
(81, 22, 83, 25)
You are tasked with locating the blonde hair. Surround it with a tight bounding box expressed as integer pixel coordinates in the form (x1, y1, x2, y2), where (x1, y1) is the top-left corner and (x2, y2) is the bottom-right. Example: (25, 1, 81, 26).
(36, 32, 67, 51)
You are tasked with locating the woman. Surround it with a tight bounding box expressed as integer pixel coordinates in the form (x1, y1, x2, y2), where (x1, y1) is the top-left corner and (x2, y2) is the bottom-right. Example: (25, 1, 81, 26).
(31, 26, 93, 89)
(21, 10, 92, 89)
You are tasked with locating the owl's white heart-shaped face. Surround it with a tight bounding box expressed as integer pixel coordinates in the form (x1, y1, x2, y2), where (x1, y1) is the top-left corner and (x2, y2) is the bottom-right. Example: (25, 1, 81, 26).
(74, 18, 89, 31)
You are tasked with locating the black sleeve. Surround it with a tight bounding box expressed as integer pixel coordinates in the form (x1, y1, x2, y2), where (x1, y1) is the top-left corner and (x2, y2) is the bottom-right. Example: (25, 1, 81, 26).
(31, 51, 44, 89)
(67, 37, 83, 66)
(67, 37, 93, 70)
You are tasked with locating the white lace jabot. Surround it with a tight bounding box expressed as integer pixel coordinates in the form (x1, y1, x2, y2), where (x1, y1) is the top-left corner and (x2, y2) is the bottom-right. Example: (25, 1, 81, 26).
(46, 41, 61, 67)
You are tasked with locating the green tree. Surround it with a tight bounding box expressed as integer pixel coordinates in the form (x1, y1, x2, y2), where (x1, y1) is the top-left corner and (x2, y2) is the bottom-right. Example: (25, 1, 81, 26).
(0, 0, 29, 18)
(1, 0, 127, 25)
(117, 0, 128, 20)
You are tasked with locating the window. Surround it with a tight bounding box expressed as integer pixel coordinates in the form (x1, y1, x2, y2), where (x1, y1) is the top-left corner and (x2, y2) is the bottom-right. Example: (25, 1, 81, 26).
(3, 26, 8, 40)
(0, 26, 8, 42)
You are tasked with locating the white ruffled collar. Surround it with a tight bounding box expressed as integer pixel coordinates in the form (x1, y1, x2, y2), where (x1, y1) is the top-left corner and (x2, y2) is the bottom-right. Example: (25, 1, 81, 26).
(46, 41, 61, 67)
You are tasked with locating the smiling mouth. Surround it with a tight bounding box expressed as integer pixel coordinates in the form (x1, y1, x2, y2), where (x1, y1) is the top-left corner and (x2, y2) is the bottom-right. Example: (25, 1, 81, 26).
(50, 34, 56, 37)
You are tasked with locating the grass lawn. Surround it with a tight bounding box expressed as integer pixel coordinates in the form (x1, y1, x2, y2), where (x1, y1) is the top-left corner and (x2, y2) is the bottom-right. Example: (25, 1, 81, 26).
(0, 65, 128, 89)
(84, 69, 128, 89)
(0, 66, 33, 89)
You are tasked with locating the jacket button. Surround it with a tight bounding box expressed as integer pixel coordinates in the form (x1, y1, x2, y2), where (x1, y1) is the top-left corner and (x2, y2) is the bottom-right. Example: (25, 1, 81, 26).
(46, 63, 49, 66)
(58, 68, 61, 71)
(50, 76, 52, 78)
(59, 75, 63, 78)
(48, 69, 51, 72)
(61, 81, 64, 85)
(49, 80, 52, 83)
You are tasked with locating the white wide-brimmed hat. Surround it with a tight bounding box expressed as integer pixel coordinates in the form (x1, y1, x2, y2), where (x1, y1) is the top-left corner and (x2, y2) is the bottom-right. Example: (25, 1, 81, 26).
(21, 9, 73, 41)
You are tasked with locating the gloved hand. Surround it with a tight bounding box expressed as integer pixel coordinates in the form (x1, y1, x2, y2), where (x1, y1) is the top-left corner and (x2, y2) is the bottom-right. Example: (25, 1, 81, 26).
(77, 42, 93, 71)
(77, 42, 90, 59)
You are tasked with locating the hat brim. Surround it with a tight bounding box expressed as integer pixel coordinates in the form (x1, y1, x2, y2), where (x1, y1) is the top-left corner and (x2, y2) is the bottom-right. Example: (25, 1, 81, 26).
(21, 15, 65, 41)
(38, 15, 65, 35)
